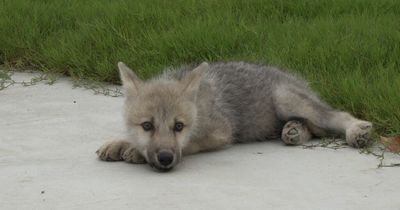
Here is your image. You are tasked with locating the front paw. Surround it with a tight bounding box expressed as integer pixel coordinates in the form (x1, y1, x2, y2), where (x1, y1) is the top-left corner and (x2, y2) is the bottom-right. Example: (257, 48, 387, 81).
(122, 147, 146, 164)
(96, 140, 130, 161)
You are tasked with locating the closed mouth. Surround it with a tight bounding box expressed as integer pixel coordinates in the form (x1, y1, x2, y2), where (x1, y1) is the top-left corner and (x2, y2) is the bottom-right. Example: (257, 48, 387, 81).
(149, 162, 174, 172)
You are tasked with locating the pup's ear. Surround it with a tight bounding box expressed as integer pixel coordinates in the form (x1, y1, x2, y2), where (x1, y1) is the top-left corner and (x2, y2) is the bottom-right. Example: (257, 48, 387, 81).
(181, 62, 208, 100)
(118, 62, 142, 95)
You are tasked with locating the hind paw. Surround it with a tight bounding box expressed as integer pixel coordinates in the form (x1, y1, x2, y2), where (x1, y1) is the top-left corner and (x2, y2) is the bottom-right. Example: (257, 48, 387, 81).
(281, 120, 311, 145)
(346, 121, 373, 148)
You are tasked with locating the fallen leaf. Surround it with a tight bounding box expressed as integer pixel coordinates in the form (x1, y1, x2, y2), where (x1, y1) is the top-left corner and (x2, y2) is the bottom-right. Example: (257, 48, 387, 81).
(380, 136, 400, 153)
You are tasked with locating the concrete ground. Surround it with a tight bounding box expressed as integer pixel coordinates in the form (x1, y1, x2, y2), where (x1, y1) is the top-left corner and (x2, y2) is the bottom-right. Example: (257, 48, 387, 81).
(1, 72, 400, 210)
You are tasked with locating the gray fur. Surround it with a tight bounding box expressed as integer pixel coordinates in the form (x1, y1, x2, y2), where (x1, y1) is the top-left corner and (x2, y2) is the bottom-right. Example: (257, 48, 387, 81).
(165, 62, 334, 141)
(96, 61, 373, 172)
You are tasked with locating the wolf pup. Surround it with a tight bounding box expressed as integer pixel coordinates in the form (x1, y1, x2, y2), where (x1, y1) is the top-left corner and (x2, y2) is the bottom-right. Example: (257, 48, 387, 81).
(96, 61, 373, 172)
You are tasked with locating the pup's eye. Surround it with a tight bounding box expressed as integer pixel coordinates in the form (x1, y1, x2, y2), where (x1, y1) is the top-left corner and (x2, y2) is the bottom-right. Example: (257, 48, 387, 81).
(174, 122, 184, 132)
(141, 122, 154, 131)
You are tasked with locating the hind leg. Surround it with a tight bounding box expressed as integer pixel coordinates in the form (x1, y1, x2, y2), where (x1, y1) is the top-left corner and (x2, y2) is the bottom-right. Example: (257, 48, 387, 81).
(274, 86, 373, 148)
(281, 120, 312, 145)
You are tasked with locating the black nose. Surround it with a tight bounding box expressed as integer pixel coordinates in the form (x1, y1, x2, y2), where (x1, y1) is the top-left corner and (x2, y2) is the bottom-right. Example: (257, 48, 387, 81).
(157, 151, 174, 166)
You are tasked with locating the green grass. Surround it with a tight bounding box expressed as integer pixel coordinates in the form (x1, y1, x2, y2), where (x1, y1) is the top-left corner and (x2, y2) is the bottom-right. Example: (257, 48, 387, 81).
(1, 0, 399, 135)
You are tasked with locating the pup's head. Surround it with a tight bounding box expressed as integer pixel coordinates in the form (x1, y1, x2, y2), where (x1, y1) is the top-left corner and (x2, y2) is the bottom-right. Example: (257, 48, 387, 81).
(118, 62, 208, 172)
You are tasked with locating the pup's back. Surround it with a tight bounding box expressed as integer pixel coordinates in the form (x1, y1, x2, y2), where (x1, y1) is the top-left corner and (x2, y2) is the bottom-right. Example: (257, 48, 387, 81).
(165, 61, 327, 142)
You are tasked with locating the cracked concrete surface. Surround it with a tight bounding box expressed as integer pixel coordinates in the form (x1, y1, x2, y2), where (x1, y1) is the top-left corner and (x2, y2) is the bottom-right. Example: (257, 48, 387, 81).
(1, 72, 399, 210)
